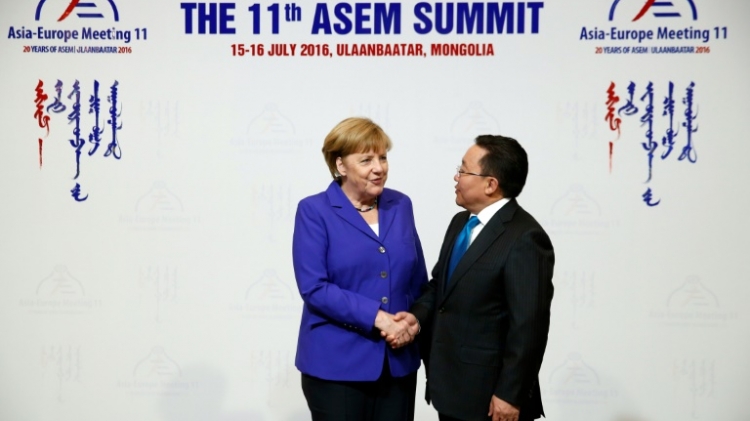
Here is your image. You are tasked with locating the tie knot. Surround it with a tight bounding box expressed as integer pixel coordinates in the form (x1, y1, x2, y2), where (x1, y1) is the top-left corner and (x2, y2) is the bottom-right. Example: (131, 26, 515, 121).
(466, 216, 480, 229)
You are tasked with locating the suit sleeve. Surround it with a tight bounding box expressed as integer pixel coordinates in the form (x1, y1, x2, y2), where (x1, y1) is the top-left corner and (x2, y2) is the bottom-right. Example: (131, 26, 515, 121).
(411, 212, 465, 335)
(411, 213, 457, 327)
(410, 259, 438, 329)
(409, 241, 438, 375)
(495, 228, 555, 406)
(409, 206, 429, 303)
(292, 199, 381, 332)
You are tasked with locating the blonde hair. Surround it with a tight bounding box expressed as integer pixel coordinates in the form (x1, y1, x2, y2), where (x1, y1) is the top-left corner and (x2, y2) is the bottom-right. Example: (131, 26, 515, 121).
(322, 117, 393, 179)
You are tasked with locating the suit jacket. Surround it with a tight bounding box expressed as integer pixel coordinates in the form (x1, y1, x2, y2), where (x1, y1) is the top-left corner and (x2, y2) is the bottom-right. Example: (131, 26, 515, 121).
(293, 181, 428, 381)
(411, 199, 554, 420)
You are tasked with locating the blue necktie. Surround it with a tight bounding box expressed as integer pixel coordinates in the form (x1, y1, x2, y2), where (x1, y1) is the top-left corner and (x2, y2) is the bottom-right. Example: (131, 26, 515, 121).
(446, 216, 480, 282)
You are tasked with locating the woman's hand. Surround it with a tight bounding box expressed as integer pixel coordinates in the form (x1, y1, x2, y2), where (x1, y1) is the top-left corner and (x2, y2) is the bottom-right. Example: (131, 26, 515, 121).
(375, 310, 419, 349)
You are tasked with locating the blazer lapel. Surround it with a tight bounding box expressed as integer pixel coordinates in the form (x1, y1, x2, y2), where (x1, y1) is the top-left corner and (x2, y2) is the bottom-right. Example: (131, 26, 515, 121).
(326, 181, 380, 243)
(439, 212, 468, 295)
(441, 199, 519, 302)
(377, 189, 397, 241)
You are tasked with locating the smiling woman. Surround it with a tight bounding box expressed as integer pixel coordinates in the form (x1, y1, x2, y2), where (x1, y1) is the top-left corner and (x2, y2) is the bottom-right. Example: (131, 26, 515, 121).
(292, 117, 428, 421)
(336, 149, 388, 213)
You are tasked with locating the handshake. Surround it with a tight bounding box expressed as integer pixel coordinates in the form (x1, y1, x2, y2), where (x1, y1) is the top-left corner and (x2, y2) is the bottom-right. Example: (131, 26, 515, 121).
(375, 310, 420, 349)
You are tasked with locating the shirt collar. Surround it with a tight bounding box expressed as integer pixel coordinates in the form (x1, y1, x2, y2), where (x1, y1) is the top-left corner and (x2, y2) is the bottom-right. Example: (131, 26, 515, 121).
(473, 197, 510, 227)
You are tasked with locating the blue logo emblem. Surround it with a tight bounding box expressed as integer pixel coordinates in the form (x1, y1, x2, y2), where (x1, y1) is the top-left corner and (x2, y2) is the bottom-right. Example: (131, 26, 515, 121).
(35, 0, 120, 22)
(609, 0, 697, 22)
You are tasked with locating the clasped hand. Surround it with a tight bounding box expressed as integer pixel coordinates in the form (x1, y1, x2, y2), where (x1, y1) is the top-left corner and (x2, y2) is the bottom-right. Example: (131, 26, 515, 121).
(374, 310, 419, 349)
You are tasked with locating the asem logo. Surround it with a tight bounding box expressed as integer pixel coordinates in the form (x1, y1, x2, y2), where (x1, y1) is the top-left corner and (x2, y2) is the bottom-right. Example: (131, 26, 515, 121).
(35, 0, 120, 22)
(609, 0, 697, 22)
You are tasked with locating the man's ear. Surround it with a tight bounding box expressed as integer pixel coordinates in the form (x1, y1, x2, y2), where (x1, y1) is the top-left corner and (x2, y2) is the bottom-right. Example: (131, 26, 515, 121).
(485, 177, 502, 197)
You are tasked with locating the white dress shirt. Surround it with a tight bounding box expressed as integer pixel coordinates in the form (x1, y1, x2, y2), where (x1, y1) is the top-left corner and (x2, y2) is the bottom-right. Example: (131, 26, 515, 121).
(469, 198, 510, 244)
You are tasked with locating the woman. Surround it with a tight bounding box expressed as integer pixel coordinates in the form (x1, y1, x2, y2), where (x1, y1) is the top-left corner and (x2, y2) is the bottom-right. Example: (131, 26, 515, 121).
(292, 117, 428, 421)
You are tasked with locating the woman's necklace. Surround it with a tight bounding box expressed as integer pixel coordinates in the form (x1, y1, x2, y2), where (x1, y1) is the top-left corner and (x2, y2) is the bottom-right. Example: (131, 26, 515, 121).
(357, 198, 378, 213)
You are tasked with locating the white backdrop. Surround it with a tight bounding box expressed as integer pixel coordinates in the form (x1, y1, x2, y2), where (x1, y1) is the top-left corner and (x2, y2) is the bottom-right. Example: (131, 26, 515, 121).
(1, 0, 749, 420)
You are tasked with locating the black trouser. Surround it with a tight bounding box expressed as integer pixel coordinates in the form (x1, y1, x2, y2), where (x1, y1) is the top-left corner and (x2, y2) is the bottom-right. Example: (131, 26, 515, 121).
(301, 359, 417, 421)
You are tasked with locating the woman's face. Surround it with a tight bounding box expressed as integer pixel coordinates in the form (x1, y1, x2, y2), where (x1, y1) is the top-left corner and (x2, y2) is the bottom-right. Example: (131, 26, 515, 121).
(336, 149, 388, 200)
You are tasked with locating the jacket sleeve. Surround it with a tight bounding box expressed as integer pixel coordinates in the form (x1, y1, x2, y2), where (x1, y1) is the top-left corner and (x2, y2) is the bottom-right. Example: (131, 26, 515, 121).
(410, 211, 466, 370)
(408, 198, 429, 309)
(292, 199, 381, 332)
(494, 228, 555, 406)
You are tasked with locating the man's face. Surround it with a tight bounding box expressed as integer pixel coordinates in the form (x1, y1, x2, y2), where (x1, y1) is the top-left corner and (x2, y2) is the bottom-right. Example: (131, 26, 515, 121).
(454, 144, 490, 214)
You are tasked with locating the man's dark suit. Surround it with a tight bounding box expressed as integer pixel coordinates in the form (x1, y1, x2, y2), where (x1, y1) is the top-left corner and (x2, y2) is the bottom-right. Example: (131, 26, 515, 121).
(411, 199, 554, 421)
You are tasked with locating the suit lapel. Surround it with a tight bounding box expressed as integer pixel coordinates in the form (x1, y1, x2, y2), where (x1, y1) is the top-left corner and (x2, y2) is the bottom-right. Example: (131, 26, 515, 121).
(377, 190, 397, 241)
(441, 199, 519, 302)
(439, 212, 468, 294)
(326, 181, 382, 243)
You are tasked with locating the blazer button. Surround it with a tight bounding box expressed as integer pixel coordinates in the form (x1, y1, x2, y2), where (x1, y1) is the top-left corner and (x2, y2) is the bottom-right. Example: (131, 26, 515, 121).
(380, 271, 387, 278)
(379, 246, 386, 253)
(381, 297, 388, 304)
(438, 307, 445, 313)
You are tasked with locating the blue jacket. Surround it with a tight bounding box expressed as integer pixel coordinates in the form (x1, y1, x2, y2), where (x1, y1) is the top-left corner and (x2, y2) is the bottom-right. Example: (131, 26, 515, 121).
(292, 181, 428, 381)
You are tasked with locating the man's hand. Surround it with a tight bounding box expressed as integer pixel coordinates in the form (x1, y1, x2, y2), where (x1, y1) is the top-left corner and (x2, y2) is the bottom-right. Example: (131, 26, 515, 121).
(375, 310, 419, 349)
(384, 312, 420, 348)
(488, 395, 519, 421)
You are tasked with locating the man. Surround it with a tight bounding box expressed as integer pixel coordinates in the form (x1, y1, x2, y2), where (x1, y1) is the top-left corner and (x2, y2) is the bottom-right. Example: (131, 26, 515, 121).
(402, 135, 554, 421)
